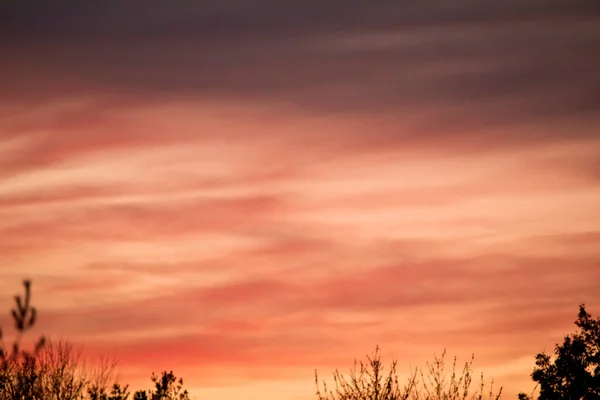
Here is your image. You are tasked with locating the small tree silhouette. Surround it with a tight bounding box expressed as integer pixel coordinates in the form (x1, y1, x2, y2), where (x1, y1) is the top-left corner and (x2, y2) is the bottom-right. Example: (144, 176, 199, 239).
(149, 371, 190, 400)
(132, 371, 191, 400)
(0, 279, 46, 361)
(0, 279, 47, 400)
(518, 304, 600, 400)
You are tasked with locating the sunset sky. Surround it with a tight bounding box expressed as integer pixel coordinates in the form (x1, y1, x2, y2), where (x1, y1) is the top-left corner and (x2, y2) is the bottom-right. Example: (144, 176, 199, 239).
(1, 1, 600, 399)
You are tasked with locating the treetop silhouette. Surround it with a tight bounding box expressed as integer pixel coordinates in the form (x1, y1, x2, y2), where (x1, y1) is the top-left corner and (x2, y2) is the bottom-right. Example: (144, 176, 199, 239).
(519, 303, 600, 400)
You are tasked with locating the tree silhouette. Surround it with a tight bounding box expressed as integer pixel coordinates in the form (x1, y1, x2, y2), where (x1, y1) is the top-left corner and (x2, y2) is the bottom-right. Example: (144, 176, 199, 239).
(315, 346, 417, 400)
(315, 346, 502, 400)
(519, 304, 600, 400)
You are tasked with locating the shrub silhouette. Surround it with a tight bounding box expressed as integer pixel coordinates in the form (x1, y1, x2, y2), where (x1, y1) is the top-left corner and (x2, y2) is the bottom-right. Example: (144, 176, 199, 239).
(0, 336, 189, 400)
(315, 346, 502, 400)
(518, 304, 600, 400)
(0, 338, 117, 400)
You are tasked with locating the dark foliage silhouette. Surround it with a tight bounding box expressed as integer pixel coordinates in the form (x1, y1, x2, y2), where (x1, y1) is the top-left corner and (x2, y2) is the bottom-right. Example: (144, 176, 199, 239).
(519, 304, 600, 400)
(315, 346, 502, 400)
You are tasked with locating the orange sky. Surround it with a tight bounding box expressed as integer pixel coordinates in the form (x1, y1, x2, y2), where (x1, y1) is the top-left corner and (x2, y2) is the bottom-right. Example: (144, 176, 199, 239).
(1, 1, 600, 399)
